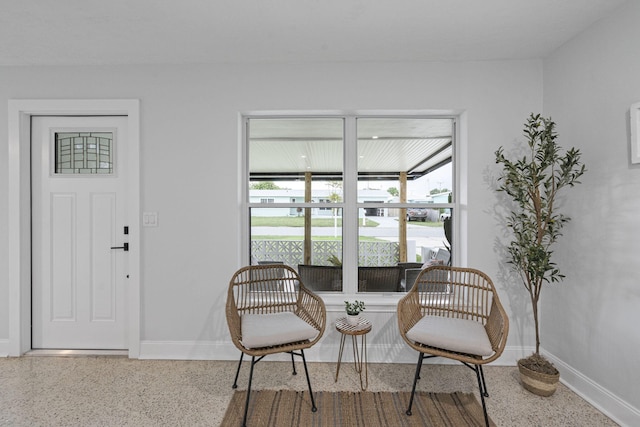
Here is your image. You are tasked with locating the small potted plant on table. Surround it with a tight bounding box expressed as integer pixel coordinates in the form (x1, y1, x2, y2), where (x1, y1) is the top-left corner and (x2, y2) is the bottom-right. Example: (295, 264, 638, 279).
(344, 300, 366, 325)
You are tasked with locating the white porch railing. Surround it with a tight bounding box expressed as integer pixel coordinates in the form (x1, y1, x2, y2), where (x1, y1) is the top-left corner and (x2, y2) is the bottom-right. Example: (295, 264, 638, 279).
(251, 240, 400, 267)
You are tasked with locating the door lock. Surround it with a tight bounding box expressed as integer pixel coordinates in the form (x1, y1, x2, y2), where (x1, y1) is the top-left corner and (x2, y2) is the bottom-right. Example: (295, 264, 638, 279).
(110, 242, 129, 251)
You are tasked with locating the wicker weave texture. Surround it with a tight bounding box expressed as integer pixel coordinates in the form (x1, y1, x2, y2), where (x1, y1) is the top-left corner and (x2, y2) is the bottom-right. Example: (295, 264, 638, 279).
(397, 265, 509, 364)
(226, 264, 327, 358)
(357, 266, 401, 292)
(297, 264, 343, 291)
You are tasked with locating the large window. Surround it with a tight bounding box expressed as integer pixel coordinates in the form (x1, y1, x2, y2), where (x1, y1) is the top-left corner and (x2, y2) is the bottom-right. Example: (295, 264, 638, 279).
(245, 115, 455, 295)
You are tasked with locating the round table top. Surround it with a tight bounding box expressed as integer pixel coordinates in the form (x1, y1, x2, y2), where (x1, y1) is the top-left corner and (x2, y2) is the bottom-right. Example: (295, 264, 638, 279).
(335, 317, 372, 335)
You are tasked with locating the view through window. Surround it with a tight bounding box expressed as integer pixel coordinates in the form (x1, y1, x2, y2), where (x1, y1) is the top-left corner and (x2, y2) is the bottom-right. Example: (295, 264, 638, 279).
(247, 115, 454, 294)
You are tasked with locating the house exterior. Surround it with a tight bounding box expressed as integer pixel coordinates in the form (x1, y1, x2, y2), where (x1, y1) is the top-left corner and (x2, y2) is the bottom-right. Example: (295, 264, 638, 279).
(250, 188, 391, 217)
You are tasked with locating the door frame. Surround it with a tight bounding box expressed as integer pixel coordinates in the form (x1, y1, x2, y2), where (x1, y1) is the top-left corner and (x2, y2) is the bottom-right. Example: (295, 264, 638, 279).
(8, 99, 141, 357)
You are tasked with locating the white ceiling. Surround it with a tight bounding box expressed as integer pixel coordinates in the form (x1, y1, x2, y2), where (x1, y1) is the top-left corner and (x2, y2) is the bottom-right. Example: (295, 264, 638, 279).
(0, 0, 627, 66)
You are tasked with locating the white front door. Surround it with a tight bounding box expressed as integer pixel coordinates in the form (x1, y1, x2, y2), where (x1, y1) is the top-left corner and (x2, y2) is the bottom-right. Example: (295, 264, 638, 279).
(32, 116, 129, 349)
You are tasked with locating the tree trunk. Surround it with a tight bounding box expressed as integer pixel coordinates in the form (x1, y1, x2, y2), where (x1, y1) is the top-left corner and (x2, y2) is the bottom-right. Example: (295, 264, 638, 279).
(531, 286, 541, 354)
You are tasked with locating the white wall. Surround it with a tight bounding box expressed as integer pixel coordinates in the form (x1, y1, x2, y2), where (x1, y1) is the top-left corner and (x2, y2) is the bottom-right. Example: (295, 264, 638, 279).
(0, 60, 542, 359)
(543, 1, 640, 423)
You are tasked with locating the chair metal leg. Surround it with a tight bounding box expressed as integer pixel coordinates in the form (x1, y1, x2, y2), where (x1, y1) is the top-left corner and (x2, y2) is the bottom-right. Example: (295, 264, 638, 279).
(406, 352, 425, 416)
(300, 349, 317, 412)
(291, 351, 297, 375)
(236, 350, 316, 424)
(232, 352, 244, 389)
(242, 356, 256, 427)
(474, 364, 490, 427)
(478, 364, 489, 397)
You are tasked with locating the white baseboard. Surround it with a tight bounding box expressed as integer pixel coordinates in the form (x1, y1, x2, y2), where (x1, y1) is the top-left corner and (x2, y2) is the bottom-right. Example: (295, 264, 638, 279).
(139, 340, 238, 360)
(542, 350, 640, 427)
(0, 339, 8, 357)
(138, 340, 523, 365)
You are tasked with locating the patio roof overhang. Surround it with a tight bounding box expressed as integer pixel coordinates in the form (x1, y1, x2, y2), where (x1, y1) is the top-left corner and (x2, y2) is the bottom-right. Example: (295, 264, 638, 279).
(249, 118, 453, 181)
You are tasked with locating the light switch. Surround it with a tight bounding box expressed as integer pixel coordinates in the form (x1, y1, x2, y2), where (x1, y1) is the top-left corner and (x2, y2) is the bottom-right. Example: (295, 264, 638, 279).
(143, 212, 158, 227)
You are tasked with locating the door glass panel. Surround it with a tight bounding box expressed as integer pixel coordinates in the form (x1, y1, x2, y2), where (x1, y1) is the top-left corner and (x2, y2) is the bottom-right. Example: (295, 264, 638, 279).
(55, 132, 113, 174)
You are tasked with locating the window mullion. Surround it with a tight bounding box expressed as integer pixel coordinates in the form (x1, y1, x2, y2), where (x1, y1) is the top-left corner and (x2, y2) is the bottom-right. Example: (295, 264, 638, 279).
(342, 116, 358, 294)
(241, 117, 250, 265)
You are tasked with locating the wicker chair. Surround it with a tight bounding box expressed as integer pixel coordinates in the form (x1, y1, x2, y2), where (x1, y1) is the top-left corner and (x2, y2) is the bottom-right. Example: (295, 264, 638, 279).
(358, 266, 401, 292)
(397, 262, 423, 291)
(297, 264, 343, 291)
(226, 264, 327, 427)
(397, 266, 509, 427)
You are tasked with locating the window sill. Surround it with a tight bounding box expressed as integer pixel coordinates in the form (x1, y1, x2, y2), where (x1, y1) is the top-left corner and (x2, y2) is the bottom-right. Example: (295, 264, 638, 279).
(320, 292, 404, 313)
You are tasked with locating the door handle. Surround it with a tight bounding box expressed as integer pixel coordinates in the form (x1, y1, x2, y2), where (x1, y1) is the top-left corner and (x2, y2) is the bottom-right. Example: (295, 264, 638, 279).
(110, 242, 129, 251)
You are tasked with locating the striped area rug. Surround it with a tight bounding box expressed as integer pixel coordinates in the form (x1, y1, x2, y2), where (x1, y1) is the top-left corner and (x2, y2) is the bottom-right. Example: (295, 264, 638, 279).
(222, 390, 495, 426)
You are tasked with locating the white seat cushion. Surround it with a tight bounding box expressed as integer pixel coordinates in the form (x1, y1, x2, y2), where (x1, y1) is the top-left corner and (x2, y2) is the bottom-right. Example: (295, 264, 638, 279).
(241, 312, 318, 349)
(406, 315, 493, 356)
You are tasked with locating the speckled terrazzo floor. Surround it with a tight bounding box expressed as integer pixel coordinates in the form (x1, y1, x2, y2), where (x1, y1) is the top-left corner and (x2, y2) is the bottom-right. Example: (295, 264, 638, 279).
(0, 356, 617, 426)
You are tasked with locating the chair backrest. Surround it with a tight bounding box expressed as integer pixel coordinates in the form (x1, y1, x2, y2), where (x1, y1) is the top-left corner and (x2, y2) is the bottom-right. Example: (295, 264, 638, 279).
(251, 261, 286, 283)
(228, 264, 302, 317)
(413, 265, 495, 323)
(358, 266, 401, 292)
(397, 262, 422, 278)
(404, 268, 422, 290)
(434, 248, 450, 265)
(398, 262, 423, 291)
(297, 264, 342, 291)
(257, 260, 285, 265)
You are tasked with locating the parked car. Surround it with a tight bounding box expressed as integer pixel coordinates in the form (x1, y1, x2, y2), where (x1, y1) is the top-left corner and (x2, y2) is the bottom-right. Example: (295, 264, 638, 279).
(406, 207, 429, 221)
(406, 200, 431, 221)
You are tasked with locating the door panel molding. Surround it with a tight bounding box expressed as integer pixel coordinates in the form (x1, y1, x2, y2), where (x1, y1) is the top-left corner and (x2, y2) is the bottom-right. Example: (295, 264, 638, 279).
(7, 99, 140, 357)
(51, 193, 77, 321)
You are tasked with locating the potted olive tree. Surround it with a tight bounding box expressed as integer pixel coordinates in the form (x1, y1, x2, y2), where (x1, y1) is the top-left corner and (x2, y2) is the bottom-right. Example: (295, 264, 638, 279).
(495, 113, 585, 396)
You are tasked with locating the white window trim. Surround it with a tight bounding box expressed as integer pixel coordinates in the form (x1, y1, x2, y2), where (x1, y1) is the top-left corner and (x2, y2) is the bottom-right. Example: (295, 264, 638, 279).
(240, 110, 466, 308)
(631, 102, 640, 164)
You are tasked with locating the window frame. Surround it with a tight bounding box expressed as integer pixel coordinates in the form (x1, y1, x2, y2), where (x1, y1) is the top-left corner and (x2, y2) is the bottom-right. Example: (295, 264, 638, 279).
(241, 111, 462, 306)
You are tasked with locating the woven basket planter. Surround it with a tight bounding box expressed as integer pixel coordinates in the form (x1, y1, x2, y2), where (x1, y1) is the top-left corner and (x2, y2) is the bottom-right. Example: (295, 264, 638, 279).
(517, 359, 560, 397)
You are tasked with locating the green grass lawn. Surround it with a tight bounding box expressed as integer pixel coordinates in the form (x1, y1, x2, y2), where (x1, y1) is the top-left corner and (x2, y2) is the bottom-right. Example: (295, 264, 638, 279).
(405, 220, 443, 227)
(252, 236, 382, 241)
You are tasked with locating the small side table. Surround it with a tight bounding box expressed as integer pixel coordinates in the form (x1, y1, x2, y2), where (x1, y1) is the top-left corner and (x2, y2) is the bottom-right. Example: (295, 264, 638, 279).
(335, 316, 372, 391)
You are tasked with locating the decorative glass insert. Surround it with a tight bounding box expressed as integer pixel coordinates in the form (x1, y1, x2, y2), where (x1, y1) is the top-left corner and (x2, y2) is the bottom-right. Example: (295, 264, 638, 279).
(55, 132, 113, 174)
